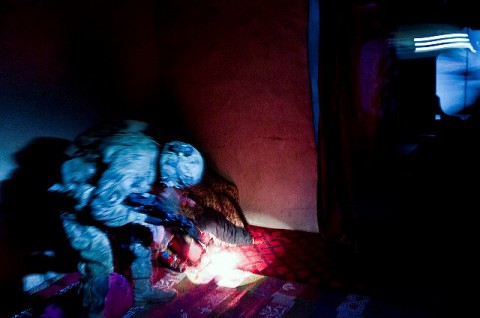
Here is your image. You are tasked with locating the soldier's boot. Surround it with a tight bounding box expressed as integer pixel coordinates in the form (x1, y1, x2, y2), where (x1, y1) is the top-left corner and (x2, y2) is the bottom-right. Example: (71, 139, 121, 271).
(131, 242, 177, 307)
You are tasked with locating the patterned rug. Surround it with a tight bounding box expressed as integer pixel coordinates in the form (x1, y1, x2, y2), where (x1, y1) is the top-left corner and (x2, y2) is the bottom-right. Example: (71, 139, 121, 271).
(125, 268, 367, 318)
(124, 267, 438, 318)
(211, 225, 343, 288)
(13, 225, 442, 317)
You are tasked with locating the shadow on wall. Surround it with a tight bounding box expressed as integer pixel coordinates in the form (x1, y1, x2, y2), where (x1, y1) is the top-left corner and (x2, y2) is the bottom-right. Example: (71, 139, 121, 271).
(0, 137, 79, 316)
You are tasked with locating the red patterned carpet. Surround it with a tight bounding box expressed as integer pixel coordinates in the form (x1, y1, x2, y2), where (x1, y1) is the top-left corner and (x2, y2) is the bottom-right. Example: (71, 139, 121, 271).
(13, 225, 448, 317)
(214, 225, 344, 288)
(14, 225, 361, 317)
(128, 268, 349, 318)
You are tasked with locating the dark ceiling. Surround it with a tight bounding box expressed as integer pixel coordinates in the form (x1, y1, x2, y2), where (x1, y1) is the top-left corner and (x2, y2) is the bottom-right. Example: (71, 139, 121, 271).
(384, 0, 479, 28)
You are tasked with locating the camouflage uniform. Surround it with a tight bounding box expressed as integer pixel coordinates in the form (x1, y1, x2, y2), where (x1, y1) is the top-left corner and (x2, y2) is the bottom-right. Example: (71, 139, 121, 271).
(52, 121, 177, 317)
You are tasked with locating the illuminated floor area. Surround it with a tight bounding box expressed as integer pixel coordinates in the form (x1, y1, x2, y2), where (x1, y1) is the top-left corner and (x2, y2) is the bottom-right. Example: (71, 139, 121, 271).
(9, 222, 463, 317)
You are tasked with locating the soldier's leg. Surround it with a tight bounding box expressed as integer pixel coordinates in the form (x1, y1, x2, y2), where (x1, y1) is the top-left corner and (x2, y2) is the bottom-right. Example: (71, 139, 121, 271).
(62, 214, 113, 318)
(130, 234, 177, 307)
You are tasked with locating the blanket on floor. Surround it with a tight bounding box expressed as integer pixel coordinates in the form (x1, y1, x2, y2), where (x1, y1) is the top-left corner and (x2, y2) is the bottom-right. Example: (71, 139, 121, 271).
(124, 268, 370, 318)
(122, 267, 435, 318)
(14, 267, 438, 318)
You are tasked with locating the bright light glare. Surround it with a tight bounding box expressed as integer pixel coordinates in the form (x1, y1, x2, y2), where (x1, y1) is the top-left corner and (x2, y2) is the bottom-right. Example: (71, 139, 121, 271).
(186, 251, 258, 288)
(414, 33, 469, 42)
(415, 42, 476, 53)
(414, 33, 476, 53)
(207, 251, 239, 273)
(214, 269, 255, 288)
(392, 24, 478, 59)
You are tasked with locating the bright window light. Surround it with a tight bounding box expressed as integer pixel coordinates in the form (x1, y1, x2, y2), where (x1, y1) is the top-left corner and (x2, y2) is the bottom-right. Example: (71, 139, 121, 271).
(414, 33, 476, 53)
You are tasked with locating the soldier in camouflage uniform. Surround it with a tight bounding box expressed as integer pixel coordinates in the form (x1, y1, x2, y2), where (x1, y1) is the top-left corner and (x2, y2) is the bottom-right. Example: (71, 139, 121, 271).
(51, 120, 204, 317)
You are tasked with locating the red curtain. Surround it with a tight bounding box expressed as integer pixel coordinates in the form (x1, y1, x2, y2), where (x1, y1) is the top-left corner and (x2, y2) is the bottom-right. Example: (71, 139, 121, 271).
(316, 1, 393, 242)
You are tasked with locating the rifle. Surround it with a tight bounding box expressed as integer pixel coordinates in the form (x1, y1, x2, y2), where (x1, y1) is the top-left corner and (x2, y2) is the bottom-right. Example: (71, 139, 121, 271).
(125, 192, 205, 247)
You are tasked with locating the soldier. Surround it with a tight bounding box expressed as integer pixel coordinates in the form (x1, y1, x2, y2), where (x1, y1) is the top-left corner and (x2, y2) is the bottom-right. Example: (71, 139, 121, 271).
(51, 120, 204, 317)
